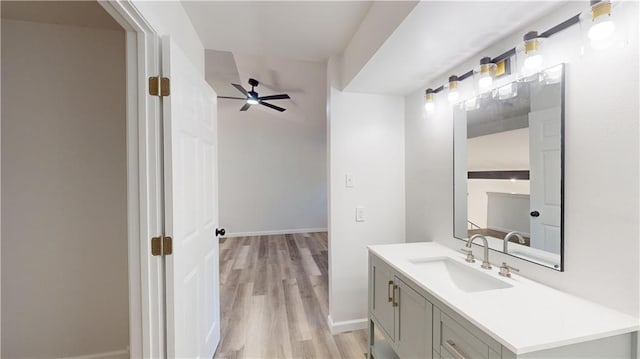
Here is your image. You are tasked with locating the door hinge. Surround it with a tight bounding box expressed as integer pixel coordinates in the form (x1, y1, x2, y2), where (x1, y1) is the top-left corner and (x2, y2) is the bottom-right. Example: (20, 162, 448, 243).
(151, 235, 173, 256)
(149, 76, 170, 97)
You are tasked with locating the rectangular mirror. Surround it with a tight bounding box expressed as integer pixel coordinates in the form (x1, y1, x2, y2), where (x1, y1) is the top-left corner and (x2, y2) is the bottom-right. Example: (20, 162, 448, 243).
(453, 64, 564, 270)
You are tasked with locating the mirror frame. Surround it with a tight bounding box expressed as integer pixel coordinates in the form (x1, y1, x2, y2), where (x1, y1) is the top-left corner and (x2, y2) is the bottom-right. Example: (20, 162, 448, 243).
(452, 63, 565, 271)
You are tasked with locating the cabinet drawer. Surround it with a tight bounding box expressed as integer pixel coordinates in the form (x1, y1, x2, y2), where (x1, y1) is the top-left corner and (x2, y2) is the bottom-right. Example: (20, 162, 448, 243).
(439, 313, 490, 359)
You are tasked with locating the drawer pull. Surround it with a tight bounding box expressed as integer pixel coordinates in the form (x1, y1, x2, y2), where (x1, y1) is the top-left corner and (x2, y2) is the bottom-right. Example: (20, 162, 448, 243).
(445, 340, 468, 359)
(388, 280, 393, 302)
(392, 285, 399, 307)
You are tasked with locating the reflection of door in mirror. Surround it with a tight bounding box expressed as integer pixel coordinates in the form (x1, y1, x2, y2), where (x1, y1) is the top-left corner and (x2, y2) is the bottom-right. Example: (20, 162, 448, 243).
(529, 106, 561, 254)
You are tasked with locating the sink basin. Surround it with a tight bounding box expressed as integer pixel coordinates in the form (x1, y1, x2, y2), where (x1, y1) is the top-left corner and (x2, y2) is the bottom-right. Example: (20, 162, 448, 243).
(408, 257, 512, 293)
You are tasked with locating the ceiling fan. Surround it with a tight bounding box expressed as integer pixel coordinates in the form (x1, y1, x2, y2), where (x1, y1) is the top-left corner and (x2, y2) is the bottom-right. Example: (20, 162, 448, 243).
(218, 78, 290, 112)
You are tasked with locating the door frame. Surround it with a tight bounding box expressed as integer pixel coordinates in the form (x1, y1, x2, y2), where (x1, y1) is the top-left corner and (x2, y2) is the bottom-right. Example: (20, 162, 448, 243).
(98, 1, 164, 357)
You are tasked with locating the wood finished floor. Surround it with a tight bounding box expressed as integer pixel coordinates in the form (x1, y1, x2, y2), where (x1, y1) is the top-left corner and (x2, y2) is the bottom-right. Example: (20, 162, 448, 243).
(215, 232, 368, 359)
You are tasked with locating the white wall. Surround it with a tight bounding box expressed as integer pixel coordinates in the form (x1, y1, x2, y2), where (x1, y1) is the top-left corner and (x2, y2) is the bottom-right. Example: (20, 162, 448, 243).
(466, 128, 530, 229)
(405, 1, 640, 317)
(340, 1, 417, 90)
(212, 55, 328, 235)
(327, 58, 405, 330)
(133, 1, 204, 74)
(468, 179, 530, 230)
(1, 19, 129, 357)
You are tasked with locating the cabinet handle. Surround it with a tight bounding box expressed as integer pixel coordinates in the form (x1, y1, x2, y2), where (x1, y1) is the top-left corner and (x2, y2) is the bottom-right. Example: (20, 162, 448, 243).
(392, 285, 399, 307)
(445, 340, 468, 359)
(387, 280, 393, 302)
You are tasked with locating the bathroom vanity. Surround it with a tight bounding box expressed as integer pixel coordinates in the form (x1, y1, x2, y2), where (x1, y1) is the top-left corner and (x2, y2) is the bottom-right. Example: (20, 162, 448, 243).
(368, 242, 639, 359)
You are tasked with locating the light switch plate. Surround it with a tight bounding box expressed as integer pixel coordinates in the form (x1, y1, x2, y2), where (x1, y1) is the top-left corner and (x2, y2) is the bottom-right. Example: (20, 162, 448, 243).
(356, 206, 365, 222)
(345, 174, 354, 188)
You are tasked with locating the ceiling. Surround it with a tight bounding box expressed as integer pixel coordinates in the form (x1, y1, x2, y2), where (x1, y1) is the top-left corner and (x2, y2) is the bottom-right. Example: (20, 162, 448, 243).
(182, 1, 373, 62)
(345, 1, 567, 95)
(1, 1, 122, 30)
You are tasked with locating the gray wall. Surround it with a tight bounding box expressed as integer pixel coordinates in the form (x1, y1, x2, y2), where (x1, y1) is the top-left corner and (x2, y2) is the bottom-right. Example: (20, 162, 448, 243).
(405, 1, 639, 317)
(1, 19, 128, 357)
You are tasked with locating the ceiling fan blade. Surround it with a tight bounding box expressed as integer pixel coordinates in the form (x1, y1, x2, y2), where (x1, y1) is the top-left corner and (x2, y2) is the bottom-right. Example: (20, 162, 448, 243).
(258, 94, 290, 101)
(218, 96, 247, 100)
(239, 103, 251, 111)
(260, 101, 286, 112)
(232, 83, 249, 97)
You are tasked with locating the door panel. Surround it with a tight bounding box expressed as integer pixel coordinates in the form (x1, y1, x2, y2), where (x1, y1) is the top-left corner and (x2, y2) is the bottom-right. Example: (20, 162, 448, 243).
(529, 106, 562, 254)
(162, 36, 220, 358)
(395, 277, 433, 358)
(370, 256, 395, 341)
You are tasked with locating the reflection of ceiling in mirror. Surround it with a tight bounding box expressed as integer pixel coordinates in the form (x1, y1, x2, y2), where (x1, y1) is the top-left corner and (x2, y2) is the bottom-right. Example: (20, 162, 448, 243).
(467, 128, 529, 171)
(466, 84, 531, 138)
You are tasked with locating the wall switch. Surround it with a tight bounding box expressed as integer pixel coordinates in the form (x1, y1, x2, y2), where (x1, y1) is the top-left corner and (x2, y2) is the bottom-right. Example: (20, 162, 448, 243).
(356, 206, 365, 222)
(345, 174, 354, 188)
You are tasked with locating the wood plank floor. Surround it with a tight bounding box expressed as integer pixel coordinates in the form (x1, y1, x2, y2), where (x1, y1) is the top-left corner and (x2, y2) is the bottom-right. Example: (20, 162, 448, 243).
(215, 232, 368, 359)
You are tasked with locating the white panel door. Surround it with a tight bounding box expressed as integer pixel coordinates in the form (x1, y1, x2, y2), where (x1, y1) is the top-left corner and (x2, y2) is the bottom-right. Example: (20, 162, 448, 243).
(529, 106, 561, 254)
(162, 36, 220, 358)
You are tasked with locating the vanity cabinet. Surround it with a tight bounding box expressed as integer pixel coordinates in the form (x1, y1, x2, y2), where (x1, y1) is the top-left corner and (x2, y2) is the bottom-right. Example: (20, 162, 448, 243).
(369, 255, 433, 358)
(370, 255, 395, 341)
(435, 311, 500, 359)
(369, 253, 514, 359)
(368, 250, 638, 359)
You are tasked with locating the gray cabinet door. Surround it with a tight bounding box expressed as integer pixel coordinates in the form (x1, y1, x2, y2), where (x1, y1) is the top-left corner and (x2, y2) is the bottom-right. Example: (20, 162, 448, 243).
(370, 256, 395, 341)
(394, 277, 433, 358)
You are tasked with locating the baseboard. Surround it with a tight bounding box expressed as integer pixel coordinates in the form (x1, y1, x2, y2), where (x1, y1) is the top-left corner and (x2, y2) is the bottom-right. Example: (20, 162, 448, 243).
(327, 315, 368, 334)
(225, 228, 328, 238)
(58, 349, 129, 359)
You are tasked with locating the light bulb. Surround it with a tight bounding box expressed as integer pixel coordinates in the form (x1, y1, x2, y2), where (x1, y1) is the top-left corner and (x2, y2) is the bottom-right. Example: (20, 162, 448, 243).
(478, 57, 494, 90)
(589, 0, 615, 47)
(522, 31, 543, 72)
(424, 101, 434, 112)
(478, 75, 493, 89)
(524, 53, 543, 71)
(247, 98, 259, 105)
(588, 19, 615, 41)
(424, 88, 435, 112)
(447, 75, 460, 103)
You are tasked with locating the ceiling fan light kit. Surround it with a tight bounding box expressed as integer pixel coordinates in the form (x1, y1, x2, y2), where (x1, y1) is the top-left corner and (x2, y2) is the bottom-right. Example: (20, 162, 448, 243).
(217, 78, 291, 112)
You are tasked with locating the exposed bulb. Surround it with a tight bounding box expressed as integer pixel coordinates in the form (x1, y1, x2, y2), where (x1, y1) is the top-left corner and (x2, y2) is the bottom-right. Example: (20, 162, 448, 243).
(448, 91, 459, 102)
(425, 101, 434, 112)
(478, 75, 493, 89)
(589, 19, 615, 41)
(524, 53, 543, 71)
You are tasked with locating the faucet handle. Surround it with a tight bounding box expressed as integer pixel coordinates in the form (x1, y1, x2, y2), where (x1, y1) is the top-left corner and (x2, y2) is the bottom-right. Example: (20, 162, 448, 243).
(499, 262, 520, 278)
(459, 248, 475, 263)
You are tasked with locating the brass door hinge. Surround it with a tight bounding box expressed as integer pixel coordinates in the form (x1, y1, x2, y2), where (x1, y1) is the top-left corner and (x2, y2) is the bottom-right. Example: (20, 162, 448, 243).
(149, 76, 170, 97)
(151, 235, 173, 256)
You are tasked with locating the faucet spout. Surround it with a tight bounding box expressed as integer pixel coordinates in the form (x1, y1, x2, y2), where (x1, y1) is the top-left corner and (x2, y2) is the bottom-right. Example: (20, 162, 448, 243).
(466, 234, 492, 269)
(504, 231, 526, 253)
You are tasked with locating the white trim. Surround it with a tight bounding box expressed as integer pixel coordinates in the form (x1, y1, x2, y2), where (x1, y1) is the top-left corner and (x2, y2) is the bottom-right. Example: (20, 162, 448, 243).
(98, 2, 163, 358)
(224, 228, 328, 238)
(58, 349, 129, 359)
(327, 315, 368, 335)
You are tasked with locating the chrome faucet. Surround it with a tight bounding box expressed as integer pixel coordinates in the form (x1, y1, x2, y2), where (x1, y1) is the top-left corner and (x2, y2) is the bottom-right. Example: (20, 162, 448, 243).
(466, 234, 491, 269)
(503, 231, 526, 254)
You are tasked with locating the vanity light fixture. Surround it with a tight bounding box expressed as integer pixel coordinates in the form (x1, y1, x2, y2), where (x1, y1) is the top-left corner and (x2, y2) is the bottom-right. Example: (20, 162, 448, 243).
(588, 0, 615, 48)
(447, 75, 460, 102)
(478, 57, 495, 89)
(523, 31, 543, 71)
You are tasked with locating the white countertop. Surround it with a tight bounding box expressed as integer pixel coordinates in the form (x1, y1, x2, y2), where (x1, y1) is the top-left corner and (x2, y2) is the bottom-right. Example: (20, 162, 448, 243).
(368, 242, 639, 355)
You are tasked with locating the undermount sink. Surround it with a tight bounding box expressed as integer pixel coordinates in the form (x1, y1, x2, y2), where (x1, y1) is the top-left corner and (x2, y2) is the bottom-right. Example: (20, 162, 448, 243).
(408, 257, 513, 293)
